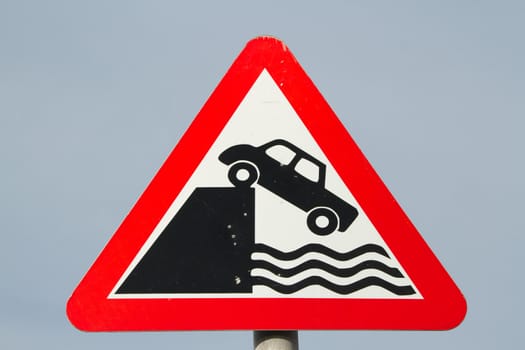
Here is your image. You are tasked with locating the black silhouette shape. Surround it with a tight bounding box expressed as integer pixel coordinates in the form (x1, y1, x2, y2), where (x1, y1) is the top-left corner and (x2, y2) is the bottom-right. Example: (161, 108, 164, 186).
(117, 187, 255, 294)
(250, 243, 415, 295)
(219, 139, 358, 235)
(115, 142, 415, 296)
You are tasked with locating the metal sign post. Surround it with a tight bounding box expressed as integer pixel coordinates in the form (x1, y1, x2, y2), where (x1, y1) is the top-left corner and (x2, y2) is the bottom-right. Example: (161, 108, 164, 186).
(254, 331, 298, 350)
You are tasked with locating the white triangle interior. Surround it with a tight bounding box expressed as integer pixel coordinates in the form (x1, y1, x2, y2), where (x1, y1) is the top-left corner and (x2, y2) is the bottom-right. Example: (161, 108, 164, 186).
(110, 70, 421, 299)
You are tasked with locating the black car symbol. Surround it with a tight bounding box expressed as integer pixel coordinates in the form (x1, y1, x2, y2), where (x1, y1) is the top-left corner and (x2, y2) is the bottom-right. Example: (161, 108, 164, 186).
(219, 139, 358, 235)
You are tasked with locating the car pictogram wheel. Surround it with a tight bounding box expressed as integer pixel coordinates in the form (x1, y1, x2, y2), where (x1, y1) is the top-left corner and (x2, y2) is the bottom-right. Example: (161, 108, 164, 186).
(307, 207, 339, 235)
(228, 162, 258, 187)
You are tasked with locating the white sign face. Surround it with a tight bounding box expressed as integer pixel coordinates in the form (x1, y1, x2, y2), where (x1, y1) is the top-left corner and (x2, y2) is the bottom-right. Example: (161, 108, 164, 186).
(110, 69, 420, 299)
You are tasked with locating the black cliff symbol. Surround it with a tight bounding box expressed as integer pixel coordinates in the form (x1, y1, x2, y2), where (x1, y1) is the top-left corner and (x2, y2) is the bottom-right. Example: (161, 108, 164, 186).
(117, 187, 255, 294)
(219, 139, 358, 236)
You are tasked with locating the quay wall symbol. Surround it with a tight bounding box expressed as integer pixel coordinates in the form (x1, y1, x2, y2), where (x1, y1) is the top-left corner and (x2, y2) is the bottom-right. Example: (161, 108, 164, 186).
(115, 140, 416, 297)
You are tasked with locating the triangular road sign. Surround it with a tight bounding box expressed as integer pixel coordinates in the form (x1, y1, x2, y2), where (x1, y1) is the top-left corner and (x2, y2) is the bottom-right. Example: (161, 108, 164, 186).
(67, 36, 466, 331)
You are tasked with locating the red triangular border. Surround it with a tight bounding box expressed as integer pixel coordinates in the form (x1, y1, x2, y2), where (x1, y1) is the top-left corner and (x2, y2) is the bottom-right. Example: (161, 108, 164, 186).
(67, 36, 466, 331)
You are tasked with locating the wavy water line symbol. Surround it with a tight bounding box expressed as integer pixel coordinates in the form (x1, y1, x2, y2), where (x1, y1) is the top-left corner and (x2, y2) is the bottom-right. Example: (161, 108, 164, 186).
(251, 243, 416, 296)
(252, 251, 399, 270)
(251, 259, 404, 278)
(254, 243, 390, 260)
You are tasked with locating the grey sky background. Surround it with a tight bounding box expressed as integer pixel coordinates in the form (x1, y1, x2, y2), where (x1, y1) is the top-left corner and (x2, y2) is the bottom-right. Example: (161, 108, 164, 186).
(1, 1, 523, 349)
